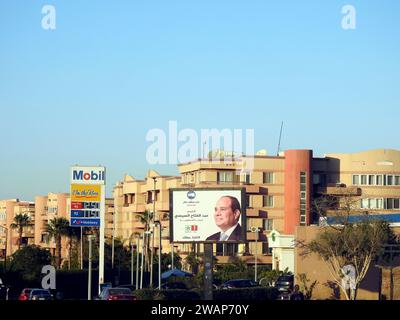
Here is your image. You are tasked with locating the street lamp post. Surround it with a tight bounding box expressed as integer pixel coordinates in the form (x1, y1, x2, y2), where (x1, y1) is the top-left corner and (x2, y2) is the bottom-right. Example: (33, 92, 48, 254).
(131, 240, 134, 286)
(136, 235, 140, 291)
(150, 177, 157, 288)
(87, 235, 94, 301)
(154, 221, 162, 290)
(250, 227, 259, 283)
(171, 242, 174, 270)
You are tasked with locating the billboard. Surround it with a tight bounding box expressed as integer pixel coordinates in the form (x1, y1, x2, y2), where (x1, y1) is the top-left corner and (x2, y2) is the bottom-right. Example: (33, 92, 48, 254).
(70, 184, 101, 227)
(170, 188, 246, 243)
(70, 166, 106, 228)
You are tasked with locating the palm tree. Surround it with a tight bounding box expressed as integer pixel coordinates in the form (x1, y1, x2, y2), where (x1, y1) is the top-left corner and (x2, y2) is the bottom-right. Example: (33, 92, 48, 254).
(66, 226, 81, 270)
(138, 210, 153, 271)
(10, 213, 31, 250)
(45, 217, 70, 269)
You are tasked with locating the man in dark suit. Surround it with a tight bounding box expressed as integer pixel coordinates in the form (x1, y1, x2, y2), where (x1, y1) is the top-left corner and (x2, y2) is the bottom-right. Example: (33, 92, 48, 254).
(206, 196, 243, 241)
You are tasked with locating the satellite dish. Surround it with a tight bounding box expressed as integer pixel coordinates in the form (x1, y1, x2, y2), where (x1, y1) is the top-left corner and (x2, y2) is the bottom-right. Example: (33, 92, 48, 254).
(256, 149, 267, 156)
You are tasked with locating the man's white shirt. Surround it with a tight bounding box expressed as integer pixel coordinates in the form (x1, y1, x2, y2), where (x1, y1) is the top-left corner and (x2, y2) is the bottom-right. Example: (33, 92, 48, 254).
(219, 223, 239, 241)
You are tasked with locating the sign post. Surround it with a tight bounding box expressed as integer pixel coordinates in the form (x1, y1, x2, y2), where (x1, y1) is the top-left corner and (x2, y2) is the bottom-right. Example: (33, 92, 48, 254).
(70, 166, 106, 295)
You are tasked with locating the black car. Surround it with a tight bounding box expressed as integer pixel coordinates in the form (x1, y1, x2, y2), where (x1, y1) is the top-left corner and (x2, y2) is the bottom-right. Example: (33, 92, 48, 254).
(275, 275, 294, 293)
(220, 279, 259, 289)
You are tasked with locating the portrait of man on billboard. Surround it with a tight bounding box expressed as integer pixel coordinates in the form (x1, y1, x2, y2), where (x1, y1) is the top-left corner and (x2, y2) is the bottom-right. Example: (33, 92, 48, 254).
(206, 196, 243, 241)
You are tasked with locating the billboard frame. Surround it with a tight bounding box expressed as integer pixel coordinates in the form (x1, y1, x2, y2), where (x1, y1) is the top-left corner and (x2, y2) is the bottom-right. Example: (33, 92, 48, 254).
(169, 187, 247, 244)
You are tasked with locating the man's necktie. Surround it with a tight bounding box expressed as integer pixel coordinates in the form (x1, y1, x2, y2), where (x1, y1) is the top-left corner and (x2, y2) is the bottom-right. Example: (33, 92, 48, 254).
(220, 233, 229, 241)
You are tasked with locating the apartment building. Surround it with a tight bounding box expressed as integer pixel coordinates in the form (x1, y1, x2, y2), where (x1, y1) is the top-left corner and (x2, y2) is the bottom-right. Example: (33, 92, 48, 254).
(0, 199, 35, 257)
(113, 170, 181, 254)
(34, 193, 70, 262)
(296, 149, 400, 300)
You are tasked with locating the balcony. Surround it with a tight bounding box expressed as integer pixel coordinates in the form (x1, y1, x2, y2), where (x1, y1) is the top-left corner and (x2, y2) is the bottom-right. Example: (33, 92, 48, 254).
(316, 185, 362, 196)
(156, 202, 170, 212)
(246, 231, 268, 241)
(122, 203, 146, 213)
(245, 185, 268, 195)
(246, 209, 268, 218)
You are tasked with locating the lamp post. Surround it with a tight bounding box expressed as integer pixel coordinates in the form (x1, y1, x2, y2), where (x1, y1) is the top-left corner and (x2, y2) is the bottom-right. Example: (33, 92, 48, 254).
(87, 235, 94, 300)
(250, 227, 259, 283)
(136, 234, 140, 291)
(150, 177, 157, 288)
(154, 221, 162, 290)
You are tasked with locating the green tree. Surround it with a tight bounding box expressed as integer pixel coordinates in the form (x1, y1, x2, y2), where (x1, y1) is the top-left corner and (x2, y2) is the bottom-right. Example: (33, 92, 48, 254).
(300, 218, 395, 300)
(9, 245, 52, 281)
(10, 213, 31, 250)
(184, 252, 201, 274)
(45, 217, 70, 269)
(296, 273, 318, 300)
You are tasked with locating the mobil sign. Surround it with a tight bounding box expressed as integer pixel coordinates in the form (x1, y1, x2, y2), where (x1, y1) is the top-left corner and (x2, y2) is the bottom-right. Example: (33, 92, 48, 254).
(71, 166, 106, 185)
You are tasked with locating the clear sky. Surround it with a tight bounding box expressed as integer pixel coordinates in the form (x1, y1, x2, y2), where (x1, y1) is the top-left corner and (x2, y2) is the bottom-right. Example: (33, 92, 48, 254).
(0, 0, 399, 201)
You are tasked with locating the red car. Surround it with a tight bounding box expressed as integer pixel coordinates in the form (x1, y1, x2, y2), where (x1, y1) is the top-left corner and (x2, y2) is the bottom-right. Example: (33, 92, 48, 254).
(18, 288, 35, 301)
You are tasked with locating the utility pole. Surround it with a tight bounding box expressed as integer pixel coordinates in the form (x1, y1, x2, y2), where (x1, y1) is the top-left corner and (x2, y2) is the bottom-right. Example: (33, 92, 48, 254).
(171, 242, 174, 270)
(131, 240, 134, 286)
(112, 211, 115, 270)
(155, 221, 162, 290)
(150, 225, 154, 288)
(136, 235, 140, 291)
(87, 235, 94, 300)
(80, 227, 83, 270)
(150, 177, 157, 287)
(140, 232, 145, 289)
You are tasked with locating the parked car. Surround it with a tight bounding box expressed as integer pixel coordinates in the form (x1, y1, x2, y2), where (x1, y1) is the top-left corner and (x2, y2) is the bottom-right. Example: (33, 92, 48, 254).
(96, 287, 138, 301)
(18, 288, 36, 301)
(0, 279, 8, 300)
(29, 289, 53, 301)
(219, 279, 259, 289)
(160, 282, 189, 290)
(275, 275, 294, 293)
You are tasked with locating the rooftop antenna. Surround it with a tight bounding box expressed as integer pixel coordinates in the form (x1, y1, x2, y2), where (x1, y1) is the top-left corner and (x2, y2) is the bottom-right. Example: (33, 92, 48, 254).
(276, 121, 284, 156)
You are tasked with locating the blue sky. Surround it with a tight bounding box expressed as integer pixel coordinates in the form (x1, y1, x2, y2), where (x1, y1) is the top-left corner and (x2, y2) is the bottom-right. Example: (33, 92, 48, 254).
(0, 0, 399, 200)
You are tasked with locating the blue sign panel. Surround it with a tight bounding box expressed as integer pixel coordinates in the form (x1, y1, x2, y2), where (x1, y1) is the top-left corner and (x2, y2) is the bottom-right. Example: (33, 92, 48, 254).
(71, 210, 85, 217)
(71, 219, 101, 227)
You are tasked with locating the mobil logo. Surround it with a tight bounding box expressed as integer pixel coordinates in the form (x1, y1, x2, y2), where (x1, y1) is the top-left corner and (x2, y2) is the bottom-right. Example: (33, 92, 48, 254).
(71, 166, 105, 184)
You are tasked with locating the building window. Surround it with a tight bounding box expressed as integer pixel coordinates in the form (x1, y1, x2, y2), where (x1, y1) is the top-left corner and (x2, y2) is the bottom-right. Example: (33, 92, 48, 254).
(377, 175, 384, 186)
(368, 175, 376, 186)
(246, 195, 254, 208)
(360, 175, 367, 185)
(387, 175, 394, 186)
(262, 242, 269, 255)
(241, 172, 251, 184)
(263, 219, 273, 231)
(263, 172, 274, 184)
(300, 172, 307, 226)
(395, 176, 400, 186)
(385, 198, 400, 210)
(352, 175, 360, 185)
(217, 171, 234, 184)
(263, 196, 274, 208)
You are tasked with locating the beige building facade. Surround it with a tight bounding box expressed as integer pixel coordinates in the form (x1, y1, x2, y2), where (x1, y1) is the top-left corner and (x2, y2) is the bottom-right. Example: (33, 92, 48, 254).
(296, 149, 400, 300)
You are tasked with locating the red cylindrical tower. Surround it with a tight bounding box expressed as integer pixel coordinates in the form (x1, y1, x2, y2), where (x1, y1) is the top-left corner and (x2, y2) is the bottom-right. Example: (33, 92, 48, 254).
(284, 150, 312, 234)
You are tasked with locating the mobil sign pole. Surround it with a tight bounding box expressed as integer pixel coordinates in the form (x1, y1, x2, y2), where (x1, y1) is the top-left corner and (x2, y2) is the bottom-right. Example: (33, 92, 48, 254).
(70, 165, 106, 295)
